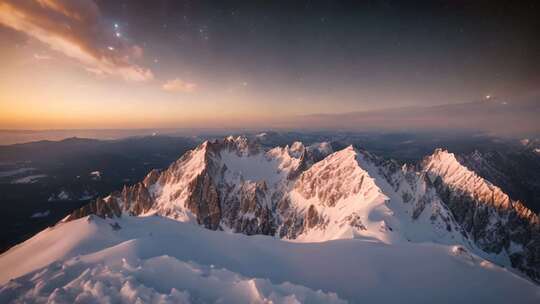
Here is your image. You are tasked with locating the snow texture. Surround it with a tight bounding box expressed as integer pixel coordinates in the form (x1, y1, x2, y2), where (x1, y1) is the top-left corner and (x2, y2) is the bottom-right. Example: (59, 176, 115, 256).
(0, 216, 538, 303)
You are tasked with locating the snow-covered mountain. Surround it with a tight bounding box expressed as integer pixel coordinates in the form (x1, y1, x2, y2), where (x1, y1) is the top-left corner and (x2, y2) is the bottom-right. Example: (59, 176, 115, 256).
(66, 136, 335, 236)
(62, 136, 540, 281)
(1, 136, 539, 302)
(422, 149, 540, 280)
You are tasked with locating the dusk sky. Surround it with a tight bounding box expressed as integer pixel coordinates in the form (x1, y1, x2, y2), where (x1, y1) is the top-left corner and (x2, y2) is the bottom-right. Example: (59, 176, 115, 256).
(0, 0, 538, 129)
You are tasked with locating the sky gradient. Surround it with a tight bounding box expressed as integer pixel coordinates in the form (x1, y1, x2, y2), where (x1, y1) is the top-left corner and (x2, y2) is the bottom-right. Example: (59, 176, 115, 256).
(0, 0, 538, 130)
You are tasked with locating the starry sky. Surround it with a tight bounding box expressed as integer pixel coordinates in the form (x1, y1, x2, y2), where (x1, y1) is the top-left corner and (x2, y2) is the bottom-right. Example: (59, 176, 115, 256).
(0, 0, 538, 130)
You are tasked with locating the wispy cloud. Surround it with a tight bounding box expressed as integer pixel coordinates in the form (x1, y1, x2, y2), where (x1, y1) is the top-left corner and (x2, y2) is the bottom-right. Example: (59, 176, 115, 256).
(162, 78, 197, 93)
(33, 53, 52, 60)
(0, 0, 153, 82)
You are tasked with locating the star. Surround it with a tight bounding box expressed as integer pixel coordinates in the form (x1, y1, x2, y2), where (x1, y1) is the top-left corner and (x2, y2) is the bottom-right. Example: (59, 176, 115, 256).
(198, 26, 209, 41)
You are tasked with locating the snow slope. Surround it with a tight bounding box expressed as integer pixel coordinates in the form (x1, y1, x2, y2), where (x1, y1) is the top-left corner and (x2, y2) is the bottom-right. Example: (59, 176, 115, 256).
(1, 215, 538, 303)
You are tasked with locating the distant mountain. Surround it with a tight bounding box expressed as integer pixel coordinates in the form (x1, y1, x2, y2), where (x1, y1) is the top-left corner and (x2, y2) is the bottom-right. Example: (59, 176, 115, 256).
(0, 136, 200, 163)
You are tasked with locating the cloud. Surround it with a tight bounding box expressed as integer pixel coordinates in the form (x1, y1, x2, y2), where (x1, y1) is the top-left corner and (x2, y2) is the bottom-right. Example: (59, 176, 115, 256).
(0, 0, 153, 82)
(162, 78, 197, 93)
(33, 53, 52, 60)
(294, 97, 540, 135)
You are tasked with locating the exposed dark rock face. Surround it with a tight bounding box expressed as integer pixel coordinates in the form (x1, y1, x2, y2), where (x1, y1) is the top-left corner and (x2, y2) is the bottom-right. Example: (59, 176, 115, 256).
(276, 197, 304, 239)
(65, 181, 155, 221)
(344, 213, 367, 231)
(305, 205, 321, 229)
(220, 180, 277, 235)
(121, 183, 154, 215)
(66, 196, 122, 221)
(186, 172, 221, 230)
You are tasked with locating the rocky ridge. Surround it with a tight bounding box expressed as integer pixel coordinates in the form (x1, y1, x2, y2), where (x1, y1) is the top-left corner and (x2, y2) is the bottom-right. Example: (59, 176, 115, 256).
(422, 149, 540, 280)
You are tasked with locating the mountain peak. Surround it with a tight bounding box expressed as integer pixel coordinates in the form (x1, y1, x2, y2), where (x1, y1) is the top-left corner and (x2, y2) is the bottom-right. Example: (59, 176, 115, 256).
(329, 144, 356, 157)
(428, 148, 456, 162)
(218, 135, 261, 156)
(422, 148, 514, 209)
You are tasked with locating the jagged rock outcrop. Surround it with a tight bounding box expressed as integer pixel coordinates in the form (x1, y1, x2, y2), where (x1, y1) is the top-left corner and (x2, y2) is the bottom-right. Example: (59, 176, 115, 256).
(68, 196, 122, 220)
(458, 148, 540, 213)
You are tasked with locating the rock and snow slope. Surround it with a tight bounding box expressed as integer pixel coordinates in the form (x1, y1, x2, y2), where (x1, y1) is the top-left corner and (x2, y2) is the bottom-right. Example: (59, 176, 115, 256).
(1, 136, 539, 302)
(423, 149, 540, 280)
(0, 216, 538, 303)
(280, 146, 469, 245)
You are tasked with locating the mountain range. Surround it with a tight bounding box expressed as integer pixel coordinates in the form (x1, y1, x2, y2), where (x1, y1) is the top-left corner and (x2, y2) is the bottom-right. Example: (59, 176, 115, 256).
(0, 135, 539, 303)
